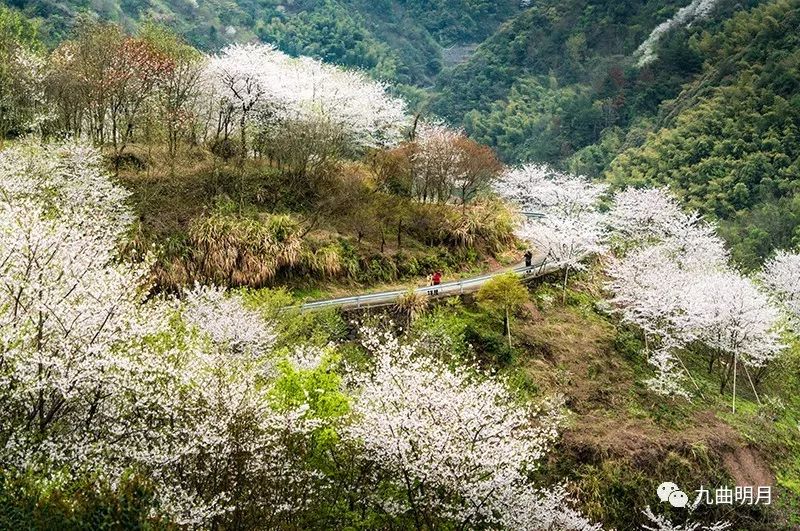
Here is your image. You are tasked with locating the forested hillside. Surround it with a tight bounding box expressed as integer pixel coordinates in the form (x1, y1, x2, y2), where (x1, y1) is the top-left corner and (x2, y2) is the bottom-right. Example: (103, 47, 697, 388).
(1, 0, 800, 529)
(5, 0, 519, 85)
(431, 0, 755, 166)
(430, 0, 799, 267)
(607, 0, 800, 268)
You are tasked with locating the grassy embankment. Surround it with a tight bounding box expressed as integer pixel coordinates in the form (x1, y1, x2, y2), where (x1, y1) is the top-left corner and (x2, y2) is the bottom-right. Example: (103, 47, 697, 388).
(268, 264, 800, 530)
(114, 145, 520, 300)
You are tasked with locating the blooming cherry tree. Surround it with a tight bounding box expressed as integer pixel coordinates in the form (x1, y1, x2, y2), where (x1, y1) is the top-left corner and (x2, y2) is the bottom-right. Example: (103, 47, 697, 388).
(411, 121, 465, 202)
(607, 187, 689, 246)
(518, 212, 607, 301)
(121, 303, 321, 527)
(204, 43, 408, 154)
(682, 271, 784, 411)
(205, 43, 274, 155)
(494, 164, 608, 300)
(183, 283, 276, 355)
(346, 327, 599, 530)
(0, 142, 326, 528)
(605, 186, 786, 406)
(495, 163, 608, 217)
(760, 250, 800, 326)
(0, 141, 150, 470)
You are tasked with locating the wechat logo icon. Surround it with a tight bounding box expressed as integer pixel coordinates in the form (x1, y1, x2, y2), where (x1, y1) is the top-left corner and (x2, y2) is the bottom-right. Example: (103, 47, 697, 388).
(658, 482, 689, 508)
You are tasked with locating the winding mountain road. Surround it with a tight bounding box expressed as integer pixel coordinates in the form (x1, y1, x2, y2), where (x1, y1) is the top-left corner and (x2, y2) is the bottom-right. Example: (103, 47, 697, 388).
(299, 254, 558, 311)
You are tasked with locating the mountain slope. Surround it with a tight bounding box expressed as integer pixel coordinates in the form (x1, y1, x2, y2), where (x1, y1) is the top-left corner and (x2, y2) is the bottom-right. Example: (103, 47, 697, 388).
(606, 0, 800, 268)
(429, 0, 798, 267)
(6, 0, 519, 85)
(430, 0, 759, 165)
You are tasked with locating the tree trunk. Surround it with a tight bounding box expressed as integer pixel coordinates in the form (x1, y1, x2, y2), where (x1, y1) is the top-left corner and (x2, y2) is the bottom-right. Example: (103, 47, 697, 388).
(562, 267, 570, 305)
(397, 220, 403, 250)
(505, 307, 512, 349)
(731, 353, 738, 413)
(239, 112, 247, 209)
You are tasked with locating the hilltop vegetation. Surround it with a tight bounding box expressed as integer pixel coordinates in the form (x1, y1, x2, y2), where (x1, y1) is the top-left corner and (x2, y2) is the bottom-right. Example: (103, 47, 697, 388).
(6, 0, 519, 85)
(0, 11, 517, 293)
(430, 0, 799, 268)
(1, 1, 800, 529)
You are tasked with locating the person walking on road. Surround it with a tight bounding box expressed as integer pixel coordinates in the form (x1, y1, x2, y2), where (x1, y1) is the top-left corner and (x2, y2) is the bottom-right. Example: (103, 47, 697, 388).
(432, 270, 442, 295)
(524, 250, 533, 268)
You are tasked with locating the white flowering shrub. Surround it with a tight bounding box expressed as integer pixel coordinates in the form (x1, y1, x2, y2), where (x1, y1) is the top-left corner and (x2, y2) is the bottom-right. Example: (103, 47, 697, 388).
(345, 327, 599, 530)
(0, 47, 50, 137)
(205, 43, 408, 152)
(518, 212, 608, 272)
(183, 283, 276, 355)
(642, 506, 731, 531)
(760, 250, 800, 327)
(495, 163, 608, 217)
(607, 187, 690, 246)
(605, 187, 786, 404)
(495, 164, 608, 298)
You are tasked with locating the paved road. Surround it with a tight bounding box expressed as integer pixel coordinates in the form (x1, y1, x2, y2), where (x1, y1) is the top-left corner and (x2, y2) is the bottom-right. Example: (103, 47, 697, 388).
(298, 255, 559, 311)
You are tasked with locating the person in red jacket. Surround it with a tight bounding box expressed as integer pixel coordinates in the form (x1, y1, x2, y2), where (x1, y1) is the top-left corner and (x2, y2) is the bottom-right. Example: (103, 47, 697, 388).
(431, 271, 442, 295)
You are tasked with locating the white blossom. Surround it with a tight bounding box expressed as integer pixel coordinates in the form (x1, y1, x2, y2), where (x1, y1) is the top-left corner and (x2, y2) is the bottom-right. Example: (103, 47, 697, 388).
(287, 344, 329, 371)
(0, 142, 322, 527)
(635, 0, 720, 66)
(644, 345, 692, 400)
(411, 121, 466, 201)
(607, 187, 689, 245)
(495, 163, 608, 217)
(760, 250, 800, 326)
(183, 283, 276, 356)
(684, 271, 784, 368)
(605, 186, 785, 400)
(518, 212, 607, 272)
(642, 506, 731, 531)
(0, 141, 150, 471)
(346, 327, 598, 530)
(204, 43, 409, 151)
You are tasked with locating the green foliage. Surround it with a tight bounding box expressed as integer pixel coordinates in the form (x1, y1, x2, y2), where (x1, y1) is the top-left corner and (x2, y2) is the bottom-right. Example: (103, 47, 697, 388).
(476, 272, 528, 315)
(0, 470, 164, 530)
(257, 1, 402, 80)
(241, 287, 348, 348)
(607, 0, 800, 268)
(464, 77, 597, 163)
(270, 349, 349, 420)
(433, 0, 799, 267)
(0, 5, 43, 140)
(0, 5, 40, 53)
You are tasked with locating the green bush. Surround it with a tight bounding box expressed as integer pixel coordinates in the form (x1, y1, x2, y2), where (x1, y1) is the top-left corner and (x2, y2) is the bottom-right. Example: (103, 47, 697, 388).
(464, 322, 513, 366)
(0, 470, 162, 531)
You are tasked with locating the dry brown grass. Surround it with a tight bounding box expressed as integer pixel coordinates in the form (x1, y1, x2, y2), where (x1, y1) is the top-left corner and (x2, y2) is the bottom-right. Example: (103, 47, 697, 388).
(115, 148, 518, 292)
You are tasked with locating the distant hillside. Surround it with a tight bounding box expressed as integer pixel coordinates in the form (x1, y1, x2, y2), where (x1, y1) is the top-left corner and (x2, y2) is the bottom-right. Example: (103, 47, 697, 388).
(5, 0, 519, 85)
(430, 0, 760, 166)
(430, 0, 799, 267)
(607, 0, 800, 268)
